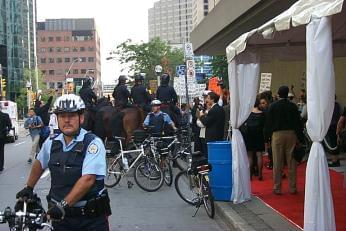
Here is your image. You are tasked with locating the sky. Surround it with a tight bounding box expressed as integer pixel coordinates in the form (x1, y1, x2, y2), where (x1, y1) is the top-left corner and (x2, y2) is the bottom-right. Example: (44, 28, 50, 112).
(36, 0, 158, 84)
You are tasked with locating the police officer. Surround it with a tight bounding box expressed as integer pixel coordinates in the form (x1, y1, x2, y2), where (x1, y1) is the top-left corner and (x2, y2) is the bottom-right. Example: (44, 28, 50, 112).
(112, 75, 130, 109)
(143, 99, 177, 136)
(79, 77, 97, 110)
(156, 73, 180, 125)
(16, 94, 111, 231)
(130, 74, 151, 111)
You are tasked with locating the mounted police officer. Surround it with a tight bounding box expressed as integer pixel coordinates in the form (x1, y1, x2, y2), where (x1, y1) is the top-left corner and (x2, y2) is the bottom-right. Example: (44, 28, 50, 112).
(156, 73, 181, 126)
(143, 99, 177, 136)
(131, 74, 151, 112)
(16, 94, 111, 231)
(112, 75, 130, 109)
(79, 77, 97, 111)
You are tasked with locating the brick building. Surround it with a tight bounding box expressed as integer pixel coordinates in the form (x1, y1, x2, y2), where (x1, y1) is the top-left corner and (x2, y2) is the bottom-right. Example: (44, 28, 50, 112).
(36, 18, 101, 95)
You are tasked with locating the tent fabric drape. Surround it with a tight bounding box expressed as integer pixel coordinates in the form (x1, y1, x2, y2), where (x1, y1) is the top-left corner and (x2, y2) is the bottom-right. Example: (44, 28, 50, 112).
(304, 16, 336, 231)
(229, 51, 260, 204)
(226, 0, 344, 63)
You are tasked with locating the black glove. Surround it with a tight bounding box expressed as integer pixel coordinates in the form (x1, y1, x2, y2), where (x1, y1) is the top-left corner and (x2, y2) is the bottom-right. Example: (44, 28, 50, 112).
(16, 186, 34, 199)
(47, 203, 65, 220)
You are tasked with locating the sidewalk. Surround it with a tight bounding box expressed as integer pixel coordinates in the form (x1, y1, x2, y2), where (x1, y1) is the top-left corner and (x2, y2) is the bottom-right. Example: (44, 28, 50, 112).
(215, 197, 300, 231)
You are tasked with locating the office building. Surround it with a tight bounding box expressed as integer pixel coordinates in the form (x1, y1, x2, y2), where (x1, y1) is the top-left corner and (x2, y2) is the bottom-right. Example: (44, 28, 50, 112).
(0, 0, 37, 100)
(192, 0, 220, 29)
(36, 18, 101, 94)
(148, 0, 193, 46)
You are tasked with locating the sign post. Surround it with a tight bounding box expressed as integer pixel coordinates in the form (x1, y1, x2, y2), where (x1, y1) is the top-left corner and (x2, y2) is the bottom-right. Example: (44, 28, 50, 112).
(259, 73, 272, 93)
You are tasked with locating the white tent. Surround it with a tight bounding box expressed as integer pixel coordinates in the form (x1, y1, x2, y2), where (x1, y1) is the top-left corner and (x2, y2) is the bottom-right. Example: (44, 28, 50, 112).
(226, 0, 345, 230)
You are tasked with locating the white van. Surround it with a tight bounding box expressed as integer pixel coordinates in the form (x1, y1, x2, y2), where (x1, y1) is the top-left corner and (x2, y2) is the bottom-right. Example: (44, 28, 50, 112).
(0, 100, 19, 143)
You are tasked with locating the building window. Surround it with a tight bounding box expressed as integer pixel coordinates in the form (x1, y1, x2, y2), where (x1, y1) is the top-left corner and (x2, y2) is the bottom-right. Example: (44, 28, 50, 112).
(56, 47, 62, 52)
(48, 47, 54, 52)
(56, 58, 62, 63)
(81, 69, 86, 74)
(64, 47, 70, 52)
(49, 70, 55, 75)
(40, 37, 46, 42)
(49, 58, 54, 63)
(56, 69, 63, 75)
(39, 48, 46, 53)
(80, 57, 86, 62)
(72, 47, 78, 52)
(73, 69, 78, 74)
(49, 82, 55, 89)
(73, 57, 79, 62)
(41, 70, 47, 75)
(64, 36, 70, 41)
(56, 36, 61, 41)
(80, 47, 85, 52)
(40, 58, 46, 63)
(57, 82, 63, 89)
(64, 58, 71, 63)
(88, 57, 94, 62)
(48, 37, 54, 42)
(88, 47, 94, 52)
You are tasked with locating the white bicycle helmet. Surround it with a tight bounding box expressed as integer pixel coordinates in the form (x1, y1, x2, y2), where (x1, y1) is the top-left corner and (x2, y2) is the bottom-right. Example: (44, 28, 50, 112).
(151, 99, 162, 106)
(53, 94, 85, 114)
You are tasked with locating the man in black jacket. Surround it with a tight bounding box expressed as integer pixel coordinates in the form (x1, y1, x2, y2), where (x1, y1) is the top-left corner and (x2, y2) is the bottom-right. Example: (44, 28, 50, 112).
(112, 75, 130, 109)
(264, 85, 304, 195)
(79, 78, 97, 110)
(199, 91, 225, 157)
(131, 74, 151, 112)
(35, 96, 53, 148)
(0, 107, 12, 173)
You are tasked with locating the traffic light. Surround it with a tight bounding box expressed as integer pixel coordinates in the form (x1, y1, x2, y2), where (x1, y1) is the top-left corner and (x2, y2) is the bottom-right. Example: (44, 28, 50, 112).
(1, 79, 5, 89)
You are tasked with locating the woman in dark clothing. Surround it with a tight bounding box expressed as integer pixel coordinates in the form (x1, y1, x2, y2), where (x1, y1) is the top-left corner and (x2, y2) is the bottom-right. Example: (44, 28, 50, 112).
(243, 97, 266, 180)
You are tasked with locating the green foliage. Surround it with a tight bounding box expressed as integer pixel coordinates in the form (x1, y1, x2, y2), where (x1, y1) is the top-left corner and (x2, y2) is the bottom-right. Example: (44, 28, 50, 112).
(211, 55, 228, 87)
(16, 69, 47, 112)
(114, 37, 184, 80)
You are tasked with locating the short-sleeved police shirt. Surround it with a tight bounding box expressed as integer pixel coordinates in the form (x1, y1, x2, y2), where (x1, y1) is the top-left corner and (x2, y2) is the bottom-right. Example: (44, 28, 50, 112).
(36, 128, 106, 180)
(143, 111, 173, 126)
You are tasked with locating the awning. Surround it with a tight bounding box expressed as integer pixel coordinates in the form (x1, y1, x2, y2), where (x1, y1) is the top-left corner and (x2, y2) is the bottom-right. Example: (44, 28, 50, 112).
(226, 0, 345, 62)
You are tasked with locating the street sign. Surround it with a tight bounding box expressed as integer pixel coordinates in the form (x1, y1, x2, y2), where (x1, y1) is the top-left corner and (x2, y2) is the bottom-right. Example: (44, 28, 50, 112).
(176, 65, 186, 76)
(186, 60, 195, 70)
(184, 43, 194, 59)
(66, 78, 73, 83)
(155, 65, 163, 74)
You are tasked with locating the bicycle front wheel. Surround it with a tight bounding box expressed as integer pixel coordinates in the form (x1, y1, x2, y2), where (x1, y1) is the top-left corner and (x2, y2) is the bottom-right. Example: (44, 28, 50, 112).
(134, 158, 164, 192)
(104, 157, 122, 188)
(201, 174, 215, 218)
(161, 158, 173, 186)
(174, 171, 198, 205)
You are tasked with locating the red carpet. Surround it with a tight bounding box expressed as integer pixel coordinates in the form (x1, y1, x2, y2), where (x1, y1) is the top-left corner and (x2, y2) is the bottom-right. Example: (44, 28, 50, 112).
(251, 161, 346, 230)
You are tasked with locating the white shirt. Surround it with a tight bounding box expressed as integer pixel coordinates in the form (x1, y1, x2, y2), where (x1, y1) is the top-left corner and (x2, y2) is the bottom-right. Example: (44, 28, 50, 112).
(48, 113, 58, 134)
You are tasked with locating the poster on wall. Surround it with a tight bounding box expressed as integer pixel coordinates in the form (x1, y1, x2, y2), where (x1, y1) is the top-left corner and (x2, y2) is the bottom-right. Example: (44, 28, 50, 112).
(259, 73, 272, 93)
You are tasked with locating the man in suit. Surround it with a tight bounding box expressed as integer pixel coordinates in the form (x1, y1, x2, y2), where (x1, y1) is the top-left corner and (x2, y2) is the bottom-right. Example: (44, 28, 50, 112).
(0, 105, 12, 173)
(199, 91, 225, 157)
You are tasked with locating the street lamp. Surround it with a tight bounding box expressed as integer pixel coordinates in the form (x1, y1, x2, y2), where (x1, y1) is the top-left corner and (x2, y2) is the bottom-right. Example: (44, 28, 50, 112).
(155, 65, 162, 87)
(26, 81, 32, 110)
(65, 58, 80, 94)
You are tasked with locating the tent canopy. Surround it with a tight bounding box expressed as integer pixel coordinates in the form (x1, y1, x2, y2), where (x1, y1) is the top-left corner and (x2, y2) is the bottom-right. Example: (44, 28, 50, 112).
(226, 0, 346, 62)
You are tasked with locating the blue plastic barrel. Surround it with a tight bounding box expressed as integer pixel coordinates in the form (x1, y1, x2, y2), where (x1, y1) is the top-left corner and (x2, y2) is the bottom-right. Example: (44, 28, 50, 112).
(207, 141, 232, 201)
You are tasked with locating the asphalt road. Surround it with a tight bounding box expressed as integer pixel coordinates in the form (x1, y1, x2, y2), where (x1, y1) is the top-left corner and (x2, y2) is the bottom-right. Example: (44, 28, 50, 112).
(0, 135, 227, 231)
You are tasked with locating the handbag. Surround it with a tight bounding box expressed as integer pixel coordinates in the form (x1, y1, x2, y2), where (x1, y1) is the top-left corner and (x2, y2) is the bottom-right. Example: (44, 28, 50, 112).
(293, 145, 306, 163)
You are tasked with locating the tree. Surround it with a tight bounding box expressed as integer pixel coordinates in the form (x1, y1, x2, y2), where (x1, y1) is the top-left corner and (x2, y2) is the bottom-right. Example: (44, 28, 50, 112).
(114, 37, 184, 80)
(16, 69, 49, 115)
(211, 55, 228, 87)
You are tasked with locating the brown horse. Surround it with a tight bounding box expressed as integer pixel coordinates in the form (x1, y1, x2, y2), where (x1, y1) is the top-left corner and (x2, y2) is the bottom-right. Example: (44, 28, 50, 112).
(93, 106, 146, 143)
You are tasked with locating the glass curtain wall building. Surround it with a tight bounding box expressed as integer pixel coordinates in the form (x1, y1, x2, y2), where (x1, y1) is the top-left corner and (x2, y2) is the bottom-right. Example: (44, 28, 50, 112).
(0, 0, 36, 100)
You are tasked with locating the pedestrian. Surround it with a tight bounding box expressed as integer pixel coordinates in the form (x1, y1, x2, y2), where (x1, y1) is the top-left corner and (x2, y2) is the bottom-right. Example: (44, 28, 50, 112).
(242, 97, 265, 180)
(337, 107, 346, 152)
(180, 103, 190, 127)
(16, 94, 111, 230)
(264, 86, 304, 195)
(259, 96, 273, 169)
(327, 97, 341, 167)
(35, 95, 53, 148)
(191, 97, 203, 152)
(199, 91, 225, 157)
(24, 108, 44, 164)
(0, 105, 12, 173)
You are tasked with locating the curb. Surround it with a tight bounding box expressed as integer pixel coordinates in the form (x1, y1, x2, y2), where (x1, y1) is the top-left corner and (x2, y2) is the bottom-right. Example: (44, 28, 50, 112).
(215, 201, 256, 231)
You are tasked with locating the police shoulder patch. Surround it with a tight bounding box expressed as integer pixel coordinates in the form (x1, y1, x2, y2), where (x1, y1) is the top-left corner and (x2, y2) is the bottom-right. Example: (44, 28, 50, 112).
(88, 143, 99, 154)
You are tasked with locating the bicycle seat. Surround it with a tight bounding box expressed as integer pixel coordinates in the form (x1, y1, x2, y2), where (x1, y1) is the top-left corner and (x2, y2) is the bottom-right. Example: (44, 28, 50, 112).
(113, 136, 125, 140)
(191, 151, 202, 157)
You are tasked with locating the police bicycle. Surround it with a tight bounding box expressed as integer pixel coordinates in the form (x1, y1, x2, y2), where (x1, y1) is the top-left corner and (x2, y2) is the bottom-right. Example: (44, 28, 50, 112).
(174, 152, 215, 219)
(0, 195, 53, 231)
(104, 136, 164, 192)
